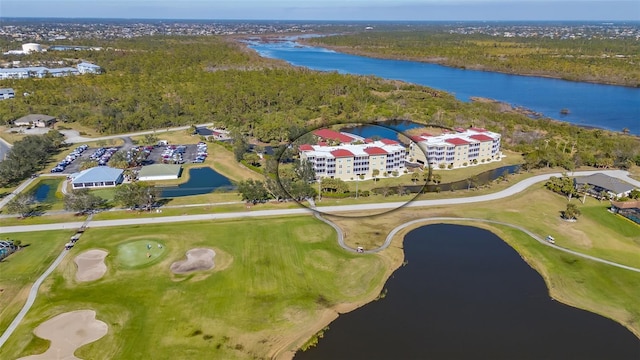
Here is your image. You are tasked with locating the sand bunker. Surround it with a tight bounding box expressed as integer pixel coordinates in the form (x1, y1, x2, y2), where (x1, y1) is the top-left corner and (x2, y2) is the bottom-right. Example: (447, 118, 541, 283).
(170, 248, 215, 274)
(74, 250, 108, 282)
(18, 310, 108, 360)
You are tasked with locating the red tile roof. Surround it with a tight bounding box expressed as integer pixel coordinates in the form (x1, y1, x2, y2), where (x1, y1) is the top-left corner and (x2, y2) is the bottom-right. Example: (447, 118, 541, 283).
(313, 129, 355, 143)
(470, 127, 488, 132)
(330, 149, 355, 158)
(410, 135, 425, 142)
(455, 127, 465, 133)
(445, 137, 470, 146)
(379, 138, 399, 145)
(317, 141, 327, 146)
(363, 146, 388, 155)
(469, 134, 494, 142)
(298, 144, 314, 151)
(364, 138, 374, 143)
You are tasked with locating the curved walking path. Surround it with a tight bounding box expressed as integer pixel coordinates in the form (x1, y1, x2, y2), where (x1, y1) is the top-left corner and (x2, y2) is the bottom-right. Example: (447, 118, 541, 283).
(0, 249, 69, 349)
(63, 123, 214, 143)
(1, 170, 639, 350)
(0, 215, 93, 350)
(373, 217, 640, 273)
(2, 170, 637, 234)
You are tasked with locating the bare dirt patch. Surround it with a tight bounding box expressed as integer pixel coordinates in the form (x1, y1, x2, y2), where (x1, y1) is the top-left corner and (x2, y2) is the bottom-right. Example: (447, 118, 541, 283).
(74, 250, 108, 282)
(170, 248, 216, 274)
(18, 310, 108, 360)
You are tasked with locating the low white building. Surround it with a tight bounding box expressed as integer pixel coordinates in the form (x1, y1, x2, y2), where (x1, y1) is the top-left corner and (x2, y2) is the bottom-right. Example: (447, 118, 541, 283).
(70, 167, 124, 189)
(138, 164, 182, 181)
(13, 114, 56, 127)
(0, 88, 15, 100)
(77, 62, 102, 74)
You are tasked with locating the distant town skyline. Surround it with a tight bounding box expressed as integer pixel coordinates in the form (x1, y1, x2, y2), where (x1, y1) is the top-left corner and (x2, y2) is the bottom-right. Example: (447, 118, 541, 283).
(1, 0, 639, 21)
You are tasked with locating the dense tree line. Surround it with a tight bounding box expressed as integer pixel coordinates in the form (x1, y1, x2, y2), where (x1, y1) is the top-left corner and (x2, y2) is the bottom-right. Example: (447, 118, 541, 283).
(0, 35, 637, 176)
(306, 31, 640, 87)
(0, 130, 65, 186)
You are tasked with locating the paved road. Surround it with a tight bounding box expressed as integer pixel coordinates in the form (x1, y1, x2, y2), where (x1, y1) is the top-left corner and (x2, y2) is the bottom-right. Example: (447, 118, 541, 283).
(0, 136, 11, 162)
(1, 170, 637, 233)
(1, 170, 639, 350)
(64, 123, 214, 143)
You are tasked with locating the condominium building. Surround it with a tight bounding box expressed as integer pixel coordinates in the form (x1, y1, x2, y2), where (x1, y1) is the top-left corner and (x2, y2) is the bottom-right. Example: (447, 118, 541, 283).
(408, 128, 502, 169)
(0, 62, 100, 80)
(298, 129, 407, 181)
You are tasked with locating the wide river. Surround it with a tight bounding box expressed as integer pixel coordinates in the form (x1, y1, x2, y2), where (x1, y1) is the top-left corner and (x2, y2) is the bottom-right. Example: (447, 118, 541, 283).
(295, 224, 640, 359)
(247, 38, 640, 135)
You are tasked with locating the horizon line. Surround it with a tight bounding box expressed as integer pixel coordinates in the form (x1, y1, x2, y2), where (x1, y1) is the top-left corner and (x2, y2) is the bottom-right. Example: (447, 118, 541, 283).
(2, 17, 639, 23)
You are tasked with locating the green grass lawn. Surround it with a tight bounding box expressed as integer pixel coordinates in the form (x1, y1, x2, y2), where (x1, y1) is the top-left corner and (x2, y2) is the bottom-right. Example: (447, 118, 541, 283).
(117, 240, 167, 268)
(491, 224, 640, 338)
(0, 230, 75, 334)
(0, 216, 387, 359)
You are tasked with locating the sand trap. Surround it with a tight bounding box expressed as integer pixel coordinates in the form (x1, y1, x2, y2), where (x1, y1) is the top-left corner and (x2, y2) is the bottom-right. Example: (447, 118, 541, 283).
(170, 248, 215, 274)
(74, 250, 108, 282)
(18, 310, 108, 360)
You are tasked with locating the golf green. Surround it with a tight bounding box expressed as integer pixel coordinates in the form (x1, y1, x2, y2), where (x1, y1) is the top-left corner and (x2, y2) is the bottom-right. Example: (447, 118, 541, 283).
(117, 240, 166, 268)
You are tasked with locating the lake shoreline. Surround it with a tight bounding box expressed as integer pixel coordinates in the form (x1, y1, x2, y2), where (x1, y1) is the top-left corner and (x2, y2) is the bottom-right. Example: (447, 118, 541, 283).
(299, 40, 639, 89)
(293, 221, 640, 359)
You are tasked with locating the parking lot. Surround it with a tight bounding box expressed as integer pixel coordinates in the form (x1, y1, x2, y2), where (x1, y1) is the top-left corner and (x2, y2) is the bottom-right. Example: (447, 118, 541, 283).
(50, 141, 208, 175)
(146, 143, 207, 165)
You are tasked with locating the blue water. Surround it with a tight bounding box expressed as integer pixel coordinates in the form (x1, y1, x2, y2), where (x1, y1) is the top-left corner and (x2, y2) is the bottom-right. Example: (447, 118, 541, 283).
(339, 120, 422, 140)
(160, 167, 234, 198)
(295, 224, 640, 359)
(33, 184, 50, 202)
(247, 39, 640, 135)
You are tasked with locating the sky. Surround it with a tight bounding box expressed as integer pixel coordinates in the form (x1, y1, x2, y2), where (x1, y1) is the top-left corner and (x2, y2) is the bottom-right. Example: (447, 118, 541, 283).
(1, 0, 639, 21)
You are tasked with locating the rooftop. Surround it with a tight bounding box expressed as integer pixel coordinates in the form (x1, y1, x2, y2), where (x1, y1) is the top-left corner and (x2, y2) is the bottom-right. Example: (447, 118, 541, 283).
(330, 149, 355, 158)
(138, 164, 182, 178)
(313, 129, 359, 144)
(574, 173, 636, 194)
(363, 146, 388, 155)
(445, 137, 470, 146)
(71, 167, 123, 184)
(469, 134, 495, 142)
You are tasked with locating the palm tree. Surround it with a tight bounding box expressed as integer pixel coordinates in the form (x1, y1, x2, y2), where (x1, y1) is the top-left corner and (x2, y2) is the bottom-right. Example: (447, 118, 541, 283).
(564, 203, 581, 220)
(580, 183, 591, 204)
(411, 172, 420, 184)
(432, 173, 442, 184)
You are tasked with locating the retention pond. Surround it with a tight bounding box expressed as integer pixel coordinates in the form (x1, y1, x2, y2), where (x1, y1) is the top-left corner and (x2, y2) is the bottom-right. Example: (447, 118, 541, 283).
(295, 224, 640, 359)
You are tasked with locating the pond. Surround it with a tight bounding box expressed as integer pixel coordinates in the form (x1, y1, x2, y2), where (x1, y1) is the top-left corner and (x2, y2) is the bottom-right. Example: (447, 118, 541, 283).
(295, 224, 640, 359)
(32, 179, 63, 203)
(339, 120, 423, 141)
(159, 167, 234, 198)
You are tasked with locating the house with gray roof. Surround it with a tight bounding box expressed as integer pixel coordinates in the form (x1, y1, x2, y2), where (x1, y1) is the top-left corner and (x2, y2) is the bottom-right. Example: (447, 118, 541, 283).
(574, 173, 636, 198)
(71, 167, 124, 189)
(13, 114, 56, 127)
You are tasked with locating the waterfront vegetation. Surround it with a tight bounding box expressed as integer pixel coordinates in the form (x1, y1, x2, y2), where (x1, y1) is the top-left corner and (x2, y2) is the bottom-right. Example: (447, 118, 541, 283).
(306, 30, 640, 87)
(0, 35, 637, 179)
(331, 185, 640, 337)
(1, 185, 639, 359)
